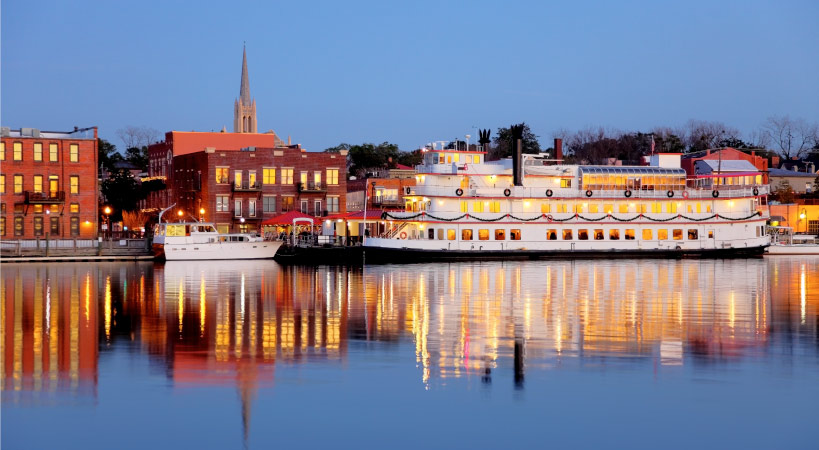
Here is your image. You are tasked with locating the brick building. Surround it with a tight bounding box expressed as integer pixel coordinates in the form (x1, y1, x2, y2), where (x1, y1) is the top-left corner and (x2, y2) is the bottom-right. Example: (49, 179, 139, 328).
(681, 147, 769, 183)
(1, 127, 99, 239)
(171, 146, 347, 233)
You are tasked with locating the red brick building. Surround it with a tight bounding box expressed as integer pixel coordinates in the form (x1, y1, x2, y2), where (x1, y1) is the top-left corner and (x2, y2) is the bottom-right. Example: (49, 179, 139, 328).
(1, 127, 99, 238)
(681, 147, 769, 183)
(171, 146, 347, 233)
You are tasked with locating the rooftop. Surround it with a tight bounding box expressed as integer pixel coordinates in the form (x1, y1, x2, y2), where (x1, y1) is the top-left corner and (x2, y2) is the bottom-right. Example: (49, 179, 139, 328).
(1, 126, 97, 140)
(768, 168, 817, 177)
(694, 159, 759, 173)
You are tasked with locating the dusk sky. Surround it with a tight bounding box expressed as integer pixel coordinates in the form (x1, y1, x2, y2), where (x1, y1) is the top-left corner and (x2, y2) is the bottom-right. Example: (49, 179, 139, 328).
(2, 0, 817, 152)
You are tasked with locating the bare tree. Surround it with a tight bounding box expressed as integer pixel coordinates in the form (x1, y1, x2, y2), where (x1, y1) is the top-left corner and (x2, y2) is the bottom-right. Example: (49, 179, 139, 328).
(116, 126, 160, 150)
(761, 115, 818, 159)
(679, 119, 740, 152)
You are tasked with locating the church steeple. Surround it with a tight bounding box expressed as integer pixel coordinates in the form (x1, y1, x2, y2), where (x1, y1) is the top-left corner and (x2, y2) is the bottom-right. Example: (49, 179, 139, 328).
(234, 44, 257, 133)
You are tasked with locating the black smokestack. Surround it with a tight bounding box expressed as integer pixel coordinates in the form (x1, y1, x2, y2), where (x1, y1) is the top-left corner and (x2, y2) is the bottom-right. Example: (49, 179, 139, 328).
(478, 129, 491, 153)
(510, 124, 524, 186)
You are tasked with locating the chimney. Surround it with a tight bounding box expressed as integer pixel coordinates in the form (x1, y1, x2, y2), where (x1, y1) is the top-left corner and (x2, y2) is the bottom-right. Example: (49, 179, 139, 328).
(511, 124, 524, 186)
(554, 138, 563, 161)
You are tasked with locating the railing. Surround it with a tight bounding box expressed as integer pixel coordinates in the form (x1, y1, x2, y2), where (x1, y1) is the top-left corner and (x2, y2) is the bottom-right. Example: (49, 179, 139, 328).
(412, 184, 769, 199)
(373, 196, 402, 206)
(24, 191, 66, 203)
(232, 181, 262, 191)
(298, 181, 325, 192)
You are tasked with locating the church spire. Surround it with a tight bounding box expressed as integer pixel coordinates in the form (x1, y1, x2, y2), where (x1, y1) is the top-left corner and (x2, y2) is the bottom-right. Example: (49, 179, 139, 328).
(239, 44, 251, 105)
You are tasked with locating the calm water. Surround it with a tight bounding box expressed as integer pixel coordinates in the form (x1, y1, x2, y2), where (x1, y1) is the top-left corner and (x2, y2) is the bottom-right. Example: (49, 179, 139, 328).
(2, 257, 818, 449)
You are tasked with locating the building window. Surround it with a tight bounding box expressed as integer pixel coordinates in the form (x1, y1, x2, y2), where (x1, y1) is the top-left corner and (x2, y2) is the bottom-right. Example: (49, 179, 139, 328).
(234, 170, 243, 188)
(510, 229, 521, 240)
(327, 169, 339, 185)
(49, 143, 58, 162)
(234, 199, 242, 217)
(672, 229, 683, 240)
(609, 229, 620, 240)
(547, 229, 557, 240)
(263, 167, 276, 185)
(478, 229, 489, 240)
(300, 200, 308, 213)
(625, 229, 635, 240)
(33, 175, 43, 193)
(0, 142, 4, 160)
(314, 200, 322, 216)
(13, 142, 22, 161)
(282, 196, 294, 212)
(281, 168, 294, 185)
(70, 203, 79, 213)
(50, 216, 60, 235)
(314, 171, 322, 189)
(48, 175, 59, 196)
(14, 216, 24, 236)
(14, 175, 23, 194)
(215, 167, 229, 184)
(578, 229, 589, 240)
(0, 217, 4, 236)
(70, 217, 80, 236)
(642, 229, 653, 240)
(495, 229, 506, 240)
(248, 170, 257, 188)
(327, 196, 339, 213)
(0, 175, 4, 194)
(33, 204, 43, 214)
(34, 216, 44, 236)
(462, 229, 473, 240)
(69, 144, 79, 162)
(263, 196, 276, 213)
(34, 143, 43, 161)
(562, 229, 573, 240)
(70, 176, 79, 194)
(248, 199, 257, 217)
(216, 195, 230, 212)
(300, 172, 308, 188)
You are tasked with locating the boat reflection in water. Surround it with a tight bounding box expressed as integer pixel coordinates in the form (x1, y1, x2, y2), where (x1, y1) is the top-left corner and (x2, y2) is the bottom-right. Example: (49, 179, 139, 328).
(2, 257, 818, 446)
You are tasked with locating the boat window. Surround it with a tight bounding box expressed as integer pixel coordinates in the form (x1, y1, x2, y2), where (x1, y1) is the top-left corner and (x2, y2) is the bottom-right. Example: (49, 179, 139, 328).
(708, 230, 714, 238)
(673, 229, 683, 240)
(166, 225, 186, 236)
(447, 229, 456, 240)
(541, 203, 551, 213)
(578, 229, 589, 240)
(589, 204, 599, 213)
(462, 229, 473, 240)
(619, 204, 629, 213)
(688, 229, 698, 240)
(642, 229, 652, 240)
(437, 229, 444, 240)
(428, 228, 435, 240)
(562, 229, 573, 240)
(658, 229, 668, 240)
(604, 204, 614, 214)
(495, 229, 506, 240)
(593, 229, 604, 240)
(510, 229, 521, 240)
(625, 229, 635, 240)
(478, 229, 489, 240)
(546, 229, 557, 240)
(609, 229, 620, 240)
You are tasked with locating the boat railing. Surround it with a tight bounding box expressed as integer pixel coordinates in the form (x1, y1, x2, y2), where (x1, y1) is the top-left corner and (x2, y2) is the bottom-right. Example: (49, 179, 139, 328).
(415, 184, 769, 199)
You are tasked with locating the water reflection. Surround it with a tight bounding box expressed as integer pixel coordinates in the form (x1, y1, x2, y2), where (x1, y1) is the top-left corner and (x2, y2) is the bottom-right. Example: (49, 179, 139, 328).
(2, 258, 818, 443)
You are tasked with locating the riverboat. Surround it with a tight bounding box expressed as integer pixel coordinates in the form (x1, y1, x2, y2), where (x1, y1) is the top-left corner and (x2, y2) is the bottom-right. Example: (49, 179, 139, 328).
(152, 222, 282, 260)
(363, 146, 770, 260)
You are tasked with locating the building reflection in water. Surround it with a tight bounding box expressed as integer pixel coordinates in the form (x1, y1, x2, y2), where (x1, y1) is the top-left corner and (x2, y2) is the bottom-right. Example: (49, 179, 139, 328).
(2, 257, 818, 400)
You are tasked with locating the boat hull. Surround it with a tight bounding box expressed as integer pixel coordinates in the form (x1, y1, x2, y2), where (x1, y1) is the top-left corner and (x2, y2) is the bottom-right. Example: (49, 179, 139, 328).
(155, 240, 283, 261)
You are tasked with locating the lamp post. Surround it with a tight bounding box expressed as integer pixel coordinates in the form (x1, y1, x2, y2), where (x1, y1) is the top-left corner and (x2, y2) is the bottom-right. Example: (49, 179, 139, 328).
(199, 208, 206, 223)
(177, 209, 184, 222)
(800, 208, 807, 233)
(103, 206, 112, 239)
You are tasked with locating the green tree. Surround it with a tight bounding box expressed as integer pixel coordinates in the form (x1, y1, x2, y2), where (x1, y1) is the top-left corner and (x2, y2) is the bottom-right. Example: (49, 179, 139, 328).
(101, 170, 144, 221)
(491, 123, 541, 159)
(395, 149, 423, 167)
(124, 146, 149, 171)
(772, 180, 795, 204)
(348, 142, 399, 178)
(98, 138, 123, 172)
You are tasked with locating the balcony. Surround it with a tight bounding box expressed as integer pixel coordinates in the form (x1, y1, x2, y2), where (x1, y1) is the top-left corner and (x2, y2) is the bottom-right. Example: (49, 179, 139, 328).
(232, 181, 262, 192)
(24, 191, 66, 203)
(298, 181, 326, 193)
(372, 196, 402, 207)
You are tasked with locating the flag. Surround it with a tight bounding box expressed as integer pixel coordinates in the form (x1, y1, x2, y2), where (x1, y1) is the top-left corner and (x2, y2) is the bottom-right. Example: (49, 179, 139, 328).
(650, 135, 655, 155)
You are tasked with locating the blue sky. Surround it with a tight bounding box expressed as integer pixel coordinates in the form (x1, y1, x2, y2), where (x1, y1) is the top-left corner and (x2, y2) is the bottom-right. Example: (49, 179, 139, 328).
(2, 0, 817, 152)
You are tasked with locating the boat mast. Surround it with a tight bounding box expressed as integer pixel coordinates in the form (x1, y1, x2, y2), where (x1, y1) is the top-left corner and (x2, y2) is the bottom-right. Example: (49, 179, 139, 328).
(158, 203, 177, 224)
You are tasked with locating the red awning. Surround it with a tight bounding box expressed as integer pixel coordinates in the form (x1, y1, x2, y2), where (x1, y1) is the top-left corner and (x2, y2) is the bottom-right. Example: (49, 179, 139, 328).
(260, 210, 316, 226)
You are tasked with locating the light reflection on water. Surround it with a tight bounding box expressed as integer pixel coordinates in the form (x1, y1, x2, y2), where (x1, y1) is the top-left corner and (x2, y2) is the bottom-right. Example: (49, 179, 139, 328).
(2, 257, 818, 449)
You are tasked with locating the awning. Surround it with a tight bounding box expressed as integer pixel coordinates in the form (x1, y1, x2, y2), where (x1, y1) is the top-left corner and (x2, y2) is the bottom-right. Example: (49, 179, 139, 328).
(260, 210, 316, 226)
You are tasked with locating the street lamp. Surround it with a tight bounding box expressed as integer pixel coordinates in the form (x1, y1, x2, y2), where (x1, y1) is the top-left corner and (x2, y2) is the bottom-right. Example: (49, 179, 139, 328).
(177, 210, 184, 222)
(103, 206, 112, 239)
(199, 208, 205, 222)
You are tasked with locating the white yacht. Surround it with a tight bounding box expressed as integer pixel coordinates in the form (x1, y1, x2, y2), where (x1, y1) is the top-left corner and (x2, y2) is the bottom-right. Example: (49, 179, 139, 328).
(363, 145, 770, 260)
(152, 222, 282, 261)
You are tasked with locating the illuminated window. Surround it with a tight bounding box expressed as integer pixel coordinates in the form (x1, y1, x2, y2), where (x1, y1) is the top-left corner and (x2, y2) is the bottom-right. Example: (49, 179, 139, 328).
(50, 216, 59, 235)
(15, 216, 24, 236)
(462, 229, 473, 240)
(300, 171, 308, 186)
(478, 229, 489, 240)
(327, 169, 339, 185)
(215, 167, 229, 184)
(69, 144, 79, 162)
(281, 168, 294, 185)
(282, 196, 294, 211)
(70, 217, 79, 236)
(625, 229, 635, 240)
(234, 170, 243, 188)
(49, 204, 59, 214)
(541, 203, 551, 213)
(48, 175, 59, 196)
(651, 202, 662, 213)
(562, 229, 573, 240)
(560, 179, 571, 188)
(578, 229, 589, 240)
(556, 203, 568, 213)
(49, 143, 58, 161)
(70, 203, 79, 213)
(510, 229, 521, 240)
(34, 216, 44, 236)
(603, 204, 613, 214)
(460, 201, 468, 213)
(0, 174, 4, 193)
(0, 217, 4, 236)
(489, 201, 501, 213)
(33, 204, 43, 214)
(473, 155, 480, 164)
(609, 229, 620, 240)
(546, 229, 557, 240)
(594, 229, 604, 240)
(658, 229, 668, 240)
(13, 142, 22, 160)
(672, 229, 683, 240)
(34, 143, 43, 161)
(0, 142, 4, 160)
(447, 229, 456, 240)
(667, 202, 677, 214)
(688, 229, 698, 240)
(474, 201, 485, 213)
(70, 176, 79, 194)
(706, 204, 712, 213)
(619, 204, 629, 213)
(248, 170, 257, 188)
(34, 175, 43, 193)
(589, 204, 599, 213)
(495, 229, 506, 240)
(642, 229, 652, 240)
(708, 230, 714, 238)
(637, 203, 647, 213)
(263, 167, 276, 184)
(14, 175, 23, 193)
